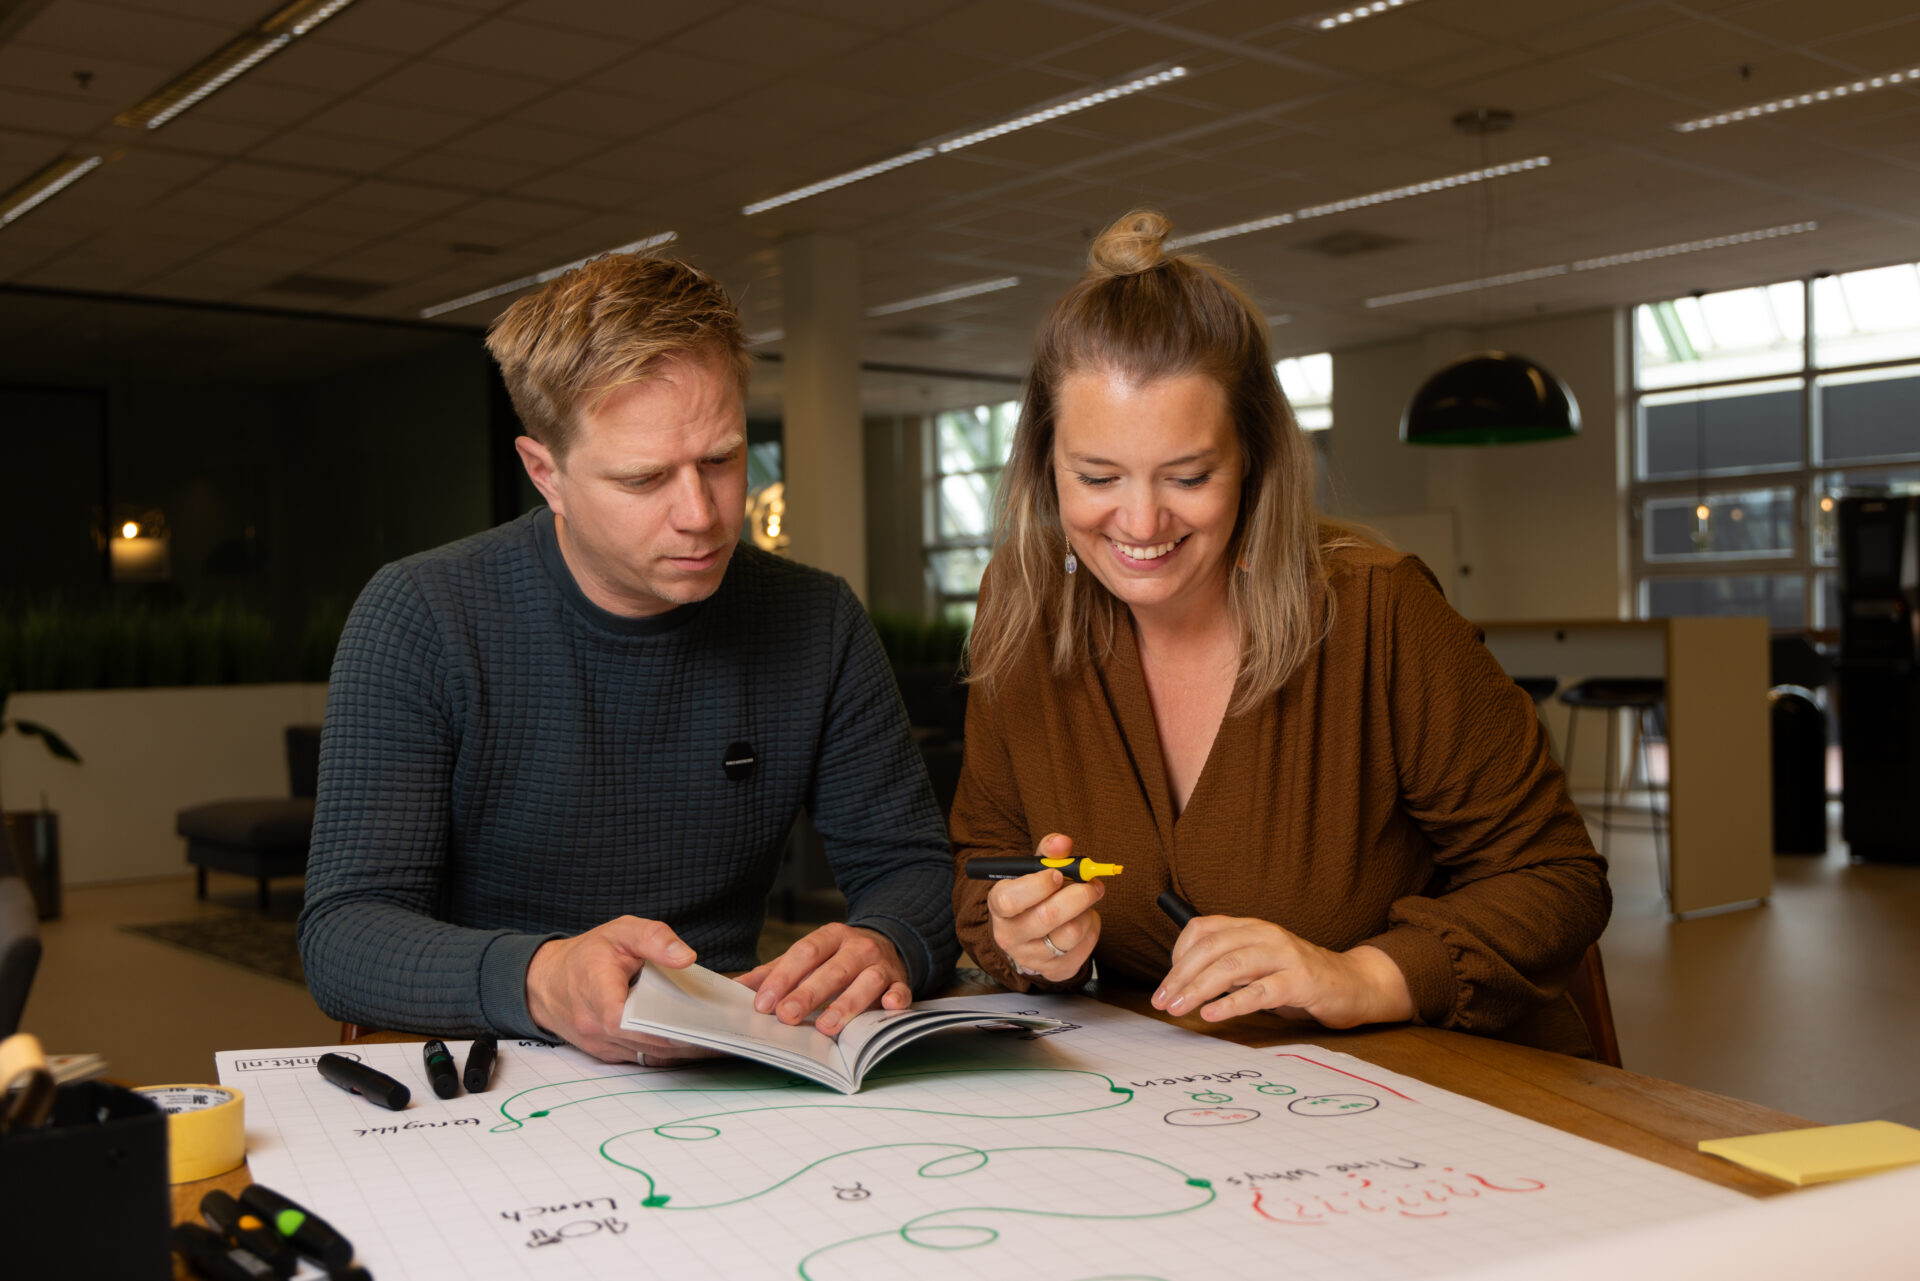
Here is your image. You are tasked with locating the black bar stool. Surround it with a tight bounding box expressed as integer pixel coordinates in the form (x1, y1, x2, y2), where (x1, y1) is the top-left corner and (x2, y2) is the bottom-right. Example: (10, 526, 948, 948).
(1559, 677, 1668, 896)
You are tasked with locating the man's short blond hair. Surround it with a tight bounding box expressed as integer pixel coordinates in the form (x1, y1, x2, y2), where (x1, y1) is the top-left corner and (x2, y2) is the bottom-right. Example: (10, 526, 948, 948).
(485, 253, 752, 460)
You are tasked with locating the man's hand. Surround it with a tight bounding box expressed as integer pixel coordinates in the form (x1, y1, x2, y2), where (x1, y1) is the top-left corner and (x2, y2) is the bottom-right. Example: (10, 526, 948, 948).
(983, 833, 1103, 984)
(1151, 917, 1415, 1029)
(525, 915, 720, 1064)
(737, 923, 910, 1036)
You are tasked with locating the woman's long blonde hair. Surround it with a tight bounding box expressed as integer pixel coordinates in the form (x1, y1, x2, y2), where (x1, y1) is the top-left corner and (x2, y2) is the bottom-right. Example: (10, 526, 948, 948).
(967, 210, 1349, 717)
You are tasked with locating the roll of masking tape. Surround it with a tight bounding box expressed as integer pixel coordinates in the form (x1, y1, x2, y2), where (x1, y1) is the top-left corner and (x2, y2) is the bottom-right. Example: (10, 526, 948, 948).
(135, 1084, 245, 1183)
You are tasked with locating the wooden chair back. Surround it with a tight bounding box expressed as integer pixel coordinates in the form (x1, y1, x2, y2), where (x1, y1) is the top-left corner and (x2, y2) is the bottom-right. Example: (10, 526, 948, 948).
(1569, 943, 1622, 1068)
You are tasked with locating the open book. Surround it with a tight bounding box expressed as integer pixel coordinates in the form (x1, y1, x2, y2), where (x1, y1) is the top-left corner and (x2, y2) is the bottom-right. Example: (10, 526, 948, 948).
(619, 962, 1064, 1094)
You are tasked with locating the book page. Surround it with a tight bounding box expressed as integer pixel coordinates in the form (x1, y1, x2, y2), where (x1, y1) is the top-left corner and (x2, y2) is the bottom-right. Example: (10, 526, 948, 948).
(221, 994, 1750, 1280)
(619, 961, 850, 1085)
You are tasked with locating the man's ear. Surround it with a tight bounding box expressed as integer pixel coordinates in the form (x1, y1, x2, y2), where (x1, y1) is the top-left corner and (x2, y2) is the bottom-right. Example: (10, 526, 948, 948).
(515, 435, 566, 517)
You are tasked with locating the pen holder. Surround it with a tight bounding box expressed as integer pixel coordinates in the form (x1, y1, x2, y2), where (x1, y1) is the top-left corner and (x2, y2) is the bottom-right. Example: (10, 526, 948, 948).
(0, 1080, 171, 1279)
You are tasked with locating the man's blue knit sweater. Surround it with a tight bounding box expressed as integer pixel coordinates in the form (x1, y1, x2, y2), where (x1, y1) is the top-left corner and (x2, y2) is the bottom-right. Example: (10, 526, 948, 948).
(298, 508, 957, 1040)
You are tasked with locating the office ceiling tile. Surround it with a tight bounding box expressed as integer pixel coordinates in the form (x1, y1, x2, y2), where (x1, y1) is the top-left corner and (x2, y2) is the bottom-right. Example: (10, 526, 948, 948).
(249, 38, 399, 96)
(728, 78, 903, 134)
(385, 149, 545, 190)
(302, 96, 475, 147)
(764, 0, 962, 33)
(0, 44, 168, 107)
(511, 86, 673, 137)
(506, 0, 699, 43)
(442, 119, 607, 166)
(808, 36, 1000, 100)
(183, 77, 336, 130)
(908, 0, 1115, 62)
(1303, 15, 1487, 75)
(9, 1, 238, 66)
(434, 16, 633, 81)
(666, 4, 876, 71)
(247, 129, 416, 174)
(0, 83, 114, 132)
(360, 59, 552, 114)
(315, 0, 489, 56)
(585, 47, 771, 108)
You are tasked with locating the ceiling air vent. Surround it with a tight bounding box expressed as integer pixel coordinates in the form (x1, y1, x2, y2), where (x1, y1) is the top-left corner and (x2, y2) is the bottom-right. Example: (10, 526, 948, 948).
(1297, 229, 1409, 258)
(266, 273, 387, 301)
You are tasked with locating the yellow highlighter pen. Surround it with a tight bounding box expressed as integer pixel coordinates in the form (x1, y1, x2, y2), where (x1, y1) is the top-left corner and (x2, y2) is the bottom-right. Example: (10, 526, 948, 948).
(965, 856, 1124, 882)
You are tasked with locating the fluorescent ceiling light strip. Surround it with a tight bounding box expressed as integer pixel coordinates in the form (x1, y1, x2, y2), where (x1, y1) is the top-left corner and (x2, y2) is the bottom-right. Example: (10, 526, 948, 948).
(1367, 265, 1570, 308)
(1315, 0, 1422, 30)
(1365, 221, 1819, 308)
(866, 276, 1020, 318)
(1673, 64, 1920, 132)
(115, 0, 358, 130)
(0, 155, 103, 228)
(420, 231, 678, 319)
(1568, 222, 1819, 271)
(742, 64, 1187, 216)
(742, 148, 936, 216)
(1167, 156, 1550, 249)
(930, 66, 1188, 153)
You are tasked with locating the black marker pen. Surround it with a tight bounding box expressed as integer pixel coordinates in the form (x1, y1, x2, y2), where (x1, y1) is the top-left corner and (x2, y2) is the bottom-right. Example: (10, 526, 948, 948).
(422, 1039, 459, 1099)
(238, 1184, 354, 1272)
(316, 1052, 410, 1111)
(201, 1189, 296, 1279)
(463, 1034, 498, 1093)
(1157, 889, 1198, 927)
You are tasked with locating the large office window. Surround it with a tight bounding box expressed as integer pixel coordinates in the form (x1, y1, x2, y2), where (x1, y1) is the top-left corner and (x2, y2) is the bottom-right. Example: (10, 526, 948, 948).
(923, 357, 1334, 615)
(1631, 264, 1920, 628)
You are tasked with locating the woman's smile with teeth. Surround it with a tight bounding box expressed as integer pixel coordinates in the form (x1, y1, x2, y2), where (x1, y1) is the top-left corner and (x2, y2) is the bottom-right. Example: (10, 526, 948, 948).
(1111, 534, 1187, 561)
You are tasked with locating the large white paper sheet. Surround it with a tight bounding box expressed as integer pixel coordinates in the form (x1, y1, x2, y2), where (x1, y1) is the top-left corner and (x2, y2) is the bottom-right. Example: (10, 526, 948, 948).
(218, 995, 1747, 1280)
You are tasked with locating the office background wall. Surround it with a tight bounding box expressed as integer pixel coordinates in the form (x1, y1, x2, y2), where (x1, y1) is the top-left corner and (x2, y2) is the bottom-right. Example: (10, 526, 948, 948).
(1324, 308, 1626, 623)
(0, 289, 502, 675)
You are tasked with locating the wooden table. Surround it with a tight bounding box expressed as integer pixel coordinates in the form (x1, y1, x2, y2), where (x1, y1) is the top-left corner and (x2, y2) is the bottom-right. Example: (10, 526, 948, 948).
(170, 983, 1815, 1274)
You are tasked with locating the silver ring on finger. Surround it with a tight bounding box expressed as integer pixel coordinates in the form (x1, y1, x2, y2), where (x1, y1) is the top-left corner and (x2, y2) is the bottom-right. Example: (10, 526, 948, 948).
(1042, 933, 1067, 959)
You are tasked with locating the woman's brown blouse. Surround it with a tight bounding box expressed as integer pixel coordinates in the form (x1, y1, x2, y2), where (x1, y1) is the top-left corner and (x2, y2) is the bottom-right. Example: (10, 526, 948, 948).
(951, 542, 1611, 1052)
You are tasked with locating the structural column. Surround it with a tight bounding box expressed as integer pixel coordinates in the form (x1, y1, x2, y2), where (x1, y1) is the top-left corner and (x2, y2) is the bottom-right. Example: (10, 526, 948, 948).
(779, 233, 865, 601)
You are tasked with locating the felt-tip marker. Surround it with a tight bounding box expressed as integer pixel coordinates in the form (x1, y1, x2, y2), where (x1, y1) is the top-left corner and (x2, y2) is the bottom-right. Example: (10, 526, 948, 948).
(316, 1052, 410, 1111)
(238, 1183, 354, 1272)
(171, 1222, 275, 1281)
(200, 1189, 296, 1279)
(422, 1039, 459, 1099)
(463, 1033, 498, 1093)
(1157, 889, 1198, 927)
(966, 856, 1123, 882)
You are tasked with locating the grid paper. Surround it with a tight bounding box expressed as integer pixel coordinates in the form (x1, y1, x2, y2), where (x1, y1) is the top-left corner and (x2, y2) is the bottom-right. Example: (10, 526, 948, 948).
(217, 996, 1746, 1280)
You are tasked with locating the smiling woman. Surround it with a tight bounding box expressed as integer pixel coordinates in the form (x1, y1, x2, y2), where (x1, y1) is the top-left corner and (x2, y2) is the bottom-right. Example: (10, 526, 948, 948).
(951, 211, 1612, 1059)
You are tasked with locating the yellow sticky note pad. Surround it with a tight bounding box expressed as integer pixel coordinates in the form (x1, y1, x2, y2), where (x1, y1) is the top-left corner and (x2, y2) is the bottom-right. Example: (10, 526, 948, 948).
(1699, 1121, 1920, 1186)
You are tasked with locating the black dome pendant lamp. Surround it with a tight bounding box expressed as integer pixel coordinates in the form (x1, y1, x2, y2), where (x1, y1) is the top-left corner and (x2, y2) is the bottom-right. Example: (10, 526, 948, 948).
(1400, 350, 1581, 445)
(1401, 107, 1580, 446)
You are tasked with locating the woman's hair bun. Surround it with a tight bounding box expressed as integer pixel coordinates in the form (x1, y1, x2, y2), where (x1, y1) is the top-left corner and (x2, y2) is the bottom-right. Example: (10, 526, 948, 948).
(1087, 210, 1173, 277)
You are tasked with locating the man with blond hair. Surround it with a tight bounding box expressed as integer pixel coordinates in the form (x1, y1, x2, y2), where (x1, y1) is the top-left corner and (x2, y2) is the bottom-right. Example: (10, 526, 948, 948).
(299, 254, 956, 1063)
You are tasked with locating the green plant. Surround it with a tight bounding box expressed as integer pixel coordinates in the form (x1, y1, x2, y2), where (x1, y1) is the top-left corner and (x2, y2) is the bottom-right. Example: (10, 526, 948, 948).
(0, 602, 277, 695)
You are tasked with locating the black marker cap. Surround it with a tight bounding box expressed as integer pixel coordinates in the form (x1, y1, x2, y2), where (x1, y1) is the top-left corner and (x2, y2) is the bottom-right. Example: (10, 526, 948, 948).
(463, 1034, 498, 1094)
(316, 1052, 410, 1111)
(239, 1183, 354, 1272)
(422, 1040, 459, 1100)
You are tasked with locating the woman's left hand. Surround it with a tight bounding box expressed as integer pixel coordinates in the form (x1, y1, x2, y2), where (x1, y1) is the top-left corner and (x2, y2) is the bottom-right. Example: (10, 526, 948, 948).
(1151, 916, 1416, 1029)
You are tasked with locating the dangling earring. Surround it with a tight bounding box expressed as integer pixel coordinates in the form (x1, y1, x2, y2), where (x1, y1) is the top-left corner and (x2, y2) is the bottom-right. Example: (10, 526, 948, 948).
(1064, 537, 1078, 575)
